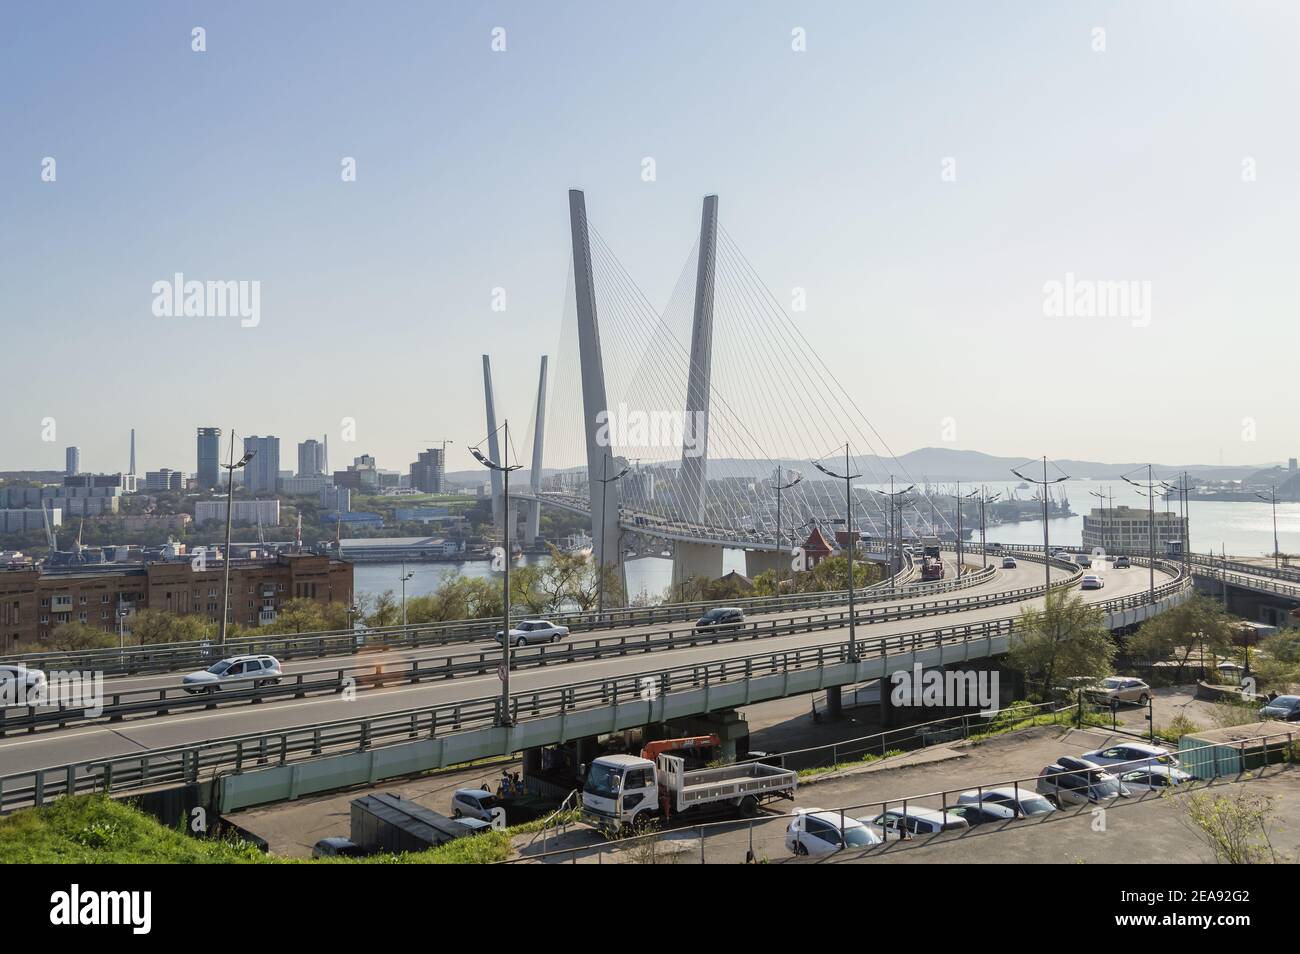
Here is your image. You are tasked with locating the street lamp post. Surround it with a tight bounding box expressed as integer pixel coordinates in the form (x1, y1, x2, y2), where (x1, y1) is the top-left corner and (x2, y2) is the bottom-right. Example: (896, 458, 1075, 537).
(400, 562, 414, 627)
(874, 477, 914, 582)
(977, 488, 1001, 569)
(1122, 465, 1158, 604)
(1011, 456, 1070, 592)
(814, 444, 862, 658)
(773, 466, 803, 593)
(595, 455, 629, 614)
(1256, 484, 1279, 570)
(471, 422, 522, 726)
(1088, 486, 1114, 558)
(218, 437, 255, 650)
(955, 485, 977, 577)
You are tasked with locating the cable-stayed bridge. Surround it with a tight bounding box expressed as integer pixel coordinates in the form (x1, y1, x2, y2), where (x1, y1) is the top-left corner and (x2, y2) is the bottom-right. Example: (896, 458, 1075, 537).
(484, 190, 964, 589)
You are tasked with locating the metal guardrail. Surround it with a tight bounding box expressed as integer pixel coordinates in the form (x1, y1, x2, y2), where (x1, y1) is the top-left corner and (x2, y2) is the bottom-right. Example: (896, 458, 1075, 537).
(1183, 551, 1300, 584)
(0, 559, 1080, 733)
(0, 567, 1190, 812)
(1, 550, 1004, 678)
(1190, 563, 1300, 599)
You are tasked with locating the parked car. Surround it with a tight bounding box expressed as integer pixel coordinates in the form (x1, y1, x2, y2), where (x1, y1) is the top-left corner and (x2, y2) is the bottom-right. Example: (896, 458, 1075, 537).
(1087, 676, 1152, 706)
(1080, 574, 1104, 590)
(957, 787, 1057, 818)
(1258, 694, 1300, 721)
(945, 803, 1012, 826)
(451, 788, 502, 823)
(785, 809, 882, 856)
(1036, 757, 1130, 806)
(181, 655, 283, 693)
(695, 607, 745, 630)
(494, 619, 570, 647)
(1116, 765, 1192, 791)
(312, 837, 365, 858)
(1113, 555, 1131, 568)
(1081, 742, 1179, 770)
(1001, 556, 1018, 569)
(866, 806, 969, 840)
(0, 664, 46, 695)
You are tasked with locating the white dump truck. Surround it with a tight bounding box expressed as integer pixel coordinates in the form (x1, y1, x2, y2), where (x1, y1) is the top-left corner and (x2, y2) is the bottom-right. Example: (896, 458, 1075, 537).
(581, 739, 798, 833)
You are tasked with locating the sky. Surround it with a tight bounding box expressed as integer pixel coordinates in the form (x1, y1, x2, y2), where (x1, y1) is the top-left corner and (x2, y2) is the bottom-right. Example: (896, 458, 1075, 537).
(2, 1, 1297, 478)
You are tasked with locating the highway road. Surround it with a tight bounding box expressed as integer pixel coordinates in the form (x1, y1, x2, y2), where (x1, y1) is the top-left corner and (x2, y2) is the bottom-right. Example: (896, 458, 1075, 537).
(0, 556, 1173, 776)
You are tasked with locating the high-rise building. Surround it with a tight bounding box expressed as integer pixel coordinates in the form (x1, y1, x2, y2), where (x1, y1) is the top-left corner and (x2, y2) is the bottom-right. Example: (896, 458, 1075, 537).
(409, 447, 446, 493)
(196, 428, 221, 489)
(65, 446, 80, 476)
(297, 439, 326, 477)
(129, 428, 137, 477)
(144, 469, 184, 491)
(242, 436, 281, 493)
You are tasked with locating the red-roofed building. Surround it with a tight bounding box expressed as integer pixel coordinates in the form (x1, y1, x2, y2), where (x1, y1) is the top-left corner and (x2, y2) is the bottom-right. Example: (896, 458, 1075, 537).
(800, 526, 836, 570)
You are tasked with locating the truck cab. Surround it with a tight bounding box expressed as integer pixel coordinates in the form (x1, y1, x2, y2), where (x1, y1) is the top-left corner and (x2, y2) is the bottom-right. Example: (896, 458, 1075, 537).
(582, 754, 658, 831)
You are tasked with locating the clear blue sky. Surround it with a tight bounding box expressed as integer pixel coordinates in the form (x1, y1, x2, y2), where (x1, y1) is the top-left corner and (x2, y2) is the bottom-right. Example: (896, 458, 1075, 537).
(2, 1, 1296, 477)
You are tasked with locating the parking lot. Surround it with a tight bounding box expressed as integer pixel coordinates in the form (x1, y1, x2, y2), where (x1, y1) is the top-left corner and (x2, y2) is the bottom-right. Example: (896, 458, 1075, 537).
(512, 723, 1299, 864)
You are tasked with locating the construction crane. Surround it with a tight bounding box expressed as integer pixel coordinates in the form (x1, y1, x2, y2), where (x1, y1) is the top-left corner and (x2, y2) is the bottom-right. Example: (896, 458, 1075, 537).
(41, 499, 57, 553)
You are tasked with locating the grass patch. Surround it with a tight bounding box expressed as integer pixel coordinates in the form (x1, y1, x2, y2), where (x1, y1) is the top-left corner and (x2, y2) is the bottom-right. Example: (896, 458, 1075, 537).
(798, 750, 904, 779)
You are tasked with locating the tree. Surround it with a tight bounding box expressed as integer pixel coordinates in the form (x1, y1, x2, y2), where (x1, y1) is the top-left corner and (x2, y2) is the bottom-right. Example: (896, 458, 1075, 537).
(130, 609, 217, 645)
(1181, 790, 1283, 864)
(42, 621, 117, 651)
(1127, 595, 1238, 682)
(1006, 590, 1115, 696)
(362, 590, 400, 629)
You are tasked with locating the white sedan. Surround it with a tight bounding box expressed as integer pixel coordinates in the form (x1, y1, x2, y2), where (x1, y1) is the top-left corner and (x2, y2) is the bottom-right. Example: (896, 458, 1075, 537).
(181, 655, 283, 693)
(786, 809, 882, 856)
(1081, 742, 1179, 771)
(494, 619, 570, 647)
(1116, 765, 1193, 791)
(1080, 574, 1104, 590)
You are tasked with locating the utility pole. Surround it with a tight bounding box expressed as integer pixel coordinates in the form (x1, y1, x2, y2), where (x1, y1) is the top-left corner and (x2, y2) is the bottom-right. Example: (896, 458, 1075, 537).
(400, 562, 414, 627)
(1011, 456, 1069, 591)
(1123, 465, 1158, 604)
(955, 485, 977, 577)
(773, 466, 803, 593)
(976, 487, 1000, 569)
(876, 477, 914, 581)
(814, 445, 862, 658)
(470, 421, 522, 726)
(218, 435, 255, 650)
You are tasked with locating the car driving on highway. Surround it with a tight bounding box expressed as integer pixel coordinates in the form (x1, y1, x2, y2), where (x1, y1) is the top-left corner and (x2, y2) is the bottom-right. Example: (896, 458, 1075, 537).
(1113, 555, 1131, 568)
(181, 654, 283, 693)
(785, 809, 882, 856)
(494, 619, 570, 647)
(1079, 574, 1104, 590)
(0, 663, 47, 696)
(1001, 556, 1017, 569)
(695, 607, 745, 630)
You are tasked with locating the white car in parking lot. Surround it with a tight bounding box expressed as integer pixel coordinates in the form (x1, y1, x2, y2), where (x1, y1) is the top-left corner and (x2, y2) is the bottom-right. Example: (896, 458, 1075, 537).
(957, 787, 1057, 818)
(1116, 765, 1192, 791)
(786, 809, 882, 855)
(181, 655, 283, 693)
(866, 806, 969, 839)
(1081, 742, 1179, 771)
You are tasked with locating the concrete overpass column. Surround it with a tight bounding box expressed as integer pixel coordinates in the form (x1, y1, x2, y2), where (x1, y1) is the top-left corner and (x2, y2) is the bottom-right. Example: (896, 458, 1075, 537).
(744, 548, 786, 579)
(671, 541, 725, 589)
(825, 686, 843, 718)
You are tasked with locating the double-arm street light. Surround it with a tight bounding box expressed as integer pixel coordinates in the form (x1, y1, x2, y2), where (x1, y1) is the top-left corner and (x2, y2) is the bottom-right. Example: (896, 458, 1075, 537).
(773, 466, 803, 593)
(399, 562, 414, 627)
(471, 422, 522, 726)
(874, 477, 914, 580)
(813, 444, 862, 657)
(1011, 457, 1070, 592)
(1256, 484, 1280, 570)
(218, 437, 256, 650)
(954, 484, 978, 577)
(1122, 465, 1160, 604)
(595, 455, 629, 614)
(976, 488, 1001, 569)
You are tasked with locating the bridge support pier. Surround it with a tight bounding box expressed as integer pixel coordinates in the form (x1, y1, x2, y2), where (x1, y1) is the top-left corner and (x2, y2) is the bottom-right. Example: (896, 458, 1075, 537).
(657, 709, 748, 762)
(671, 541, 725, 590)
(744, 549, 787, 580)
(825, 686, 843, 719)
